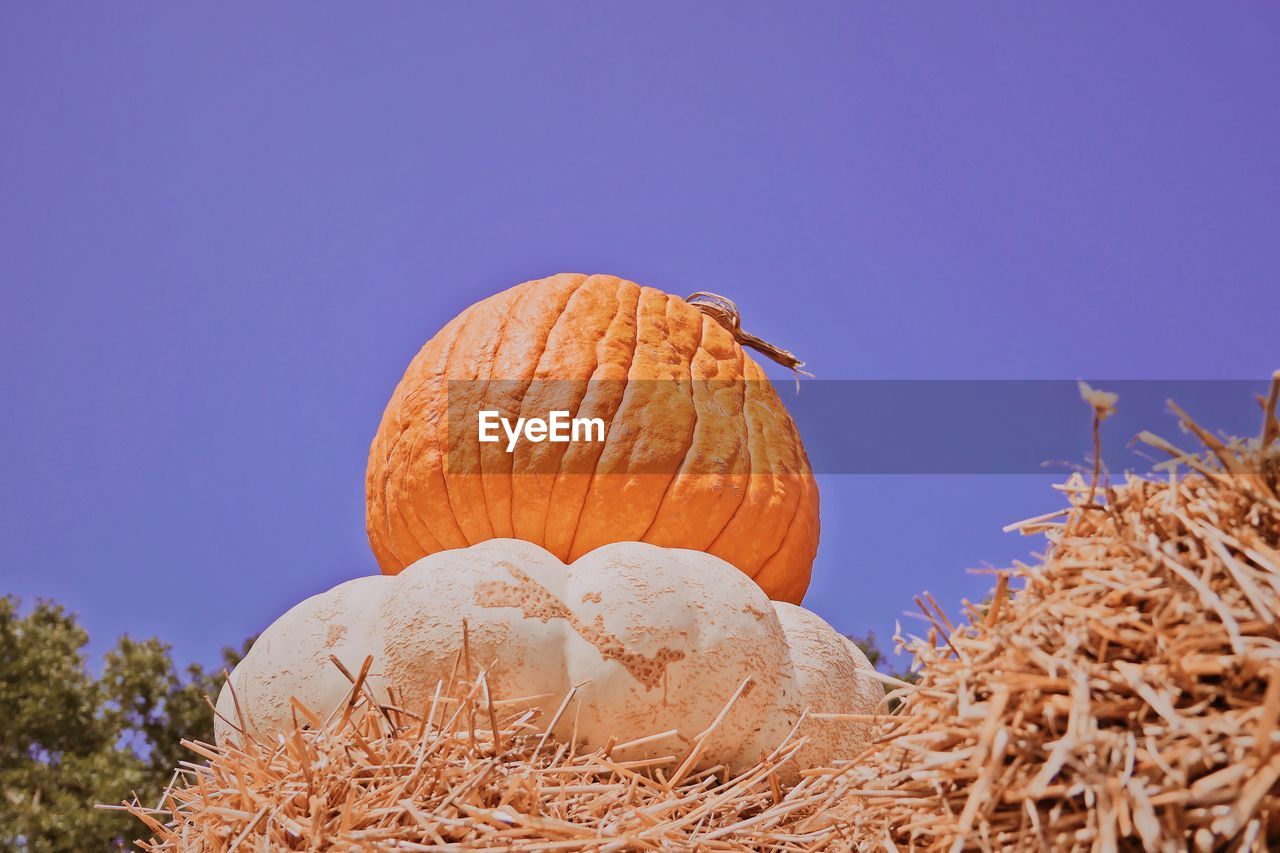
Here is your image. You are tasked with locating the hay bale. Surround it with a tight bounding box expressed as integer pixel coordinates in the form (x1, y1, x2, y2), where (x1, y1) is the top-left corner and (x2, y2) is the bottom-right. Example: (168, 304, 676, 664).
(119, 655, 881, 850)
(844, 374, 1280, 851)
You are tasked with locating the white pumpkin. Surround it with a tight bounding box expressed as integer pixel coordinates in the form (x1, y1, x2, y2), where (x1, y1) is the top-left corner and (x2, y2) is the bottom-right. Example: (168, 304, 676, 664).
(216, 539, 882, 775)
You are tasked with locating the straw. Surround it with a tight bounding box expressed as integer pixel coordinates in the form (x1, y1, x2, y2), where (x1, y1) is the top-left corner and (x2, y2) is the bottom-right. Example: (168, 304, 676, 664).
(120, 664, 862, 850)
(836, 374, 1280, 850)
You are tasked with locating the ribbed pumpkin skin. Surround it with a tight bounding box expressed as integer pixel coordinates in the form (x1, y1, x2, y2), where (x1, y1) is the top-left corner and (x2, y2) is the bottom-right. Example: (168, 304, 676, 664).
(366, 274, 819, 603)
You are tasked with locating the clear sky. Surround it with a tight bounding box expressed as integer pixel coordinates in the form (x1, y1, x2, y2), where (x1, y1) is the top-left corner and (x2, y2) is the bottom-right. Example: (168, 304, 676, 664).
(2, 4, 1278, 667)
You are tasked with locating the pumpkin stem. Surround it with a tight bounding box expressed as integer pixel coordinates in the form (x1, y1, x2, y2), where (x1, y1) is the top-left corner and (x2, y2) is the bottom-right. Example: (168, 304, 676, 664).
(685, 292, 813, 381)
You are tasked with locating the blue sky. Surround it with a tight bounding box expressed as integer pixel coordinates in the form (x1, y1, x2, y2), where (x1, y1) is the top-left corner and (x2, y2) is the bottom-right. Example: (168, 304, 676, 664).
(2, 4, 1278, 666)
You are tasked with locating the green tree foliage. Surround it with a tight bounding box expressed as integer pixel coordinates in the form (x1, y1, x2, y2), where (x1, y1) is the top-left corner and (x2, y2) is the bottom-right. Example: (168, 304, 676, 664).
(847, 630, 888, 669)
(846, 630, 919, 711)
(0, 596, 249, 851)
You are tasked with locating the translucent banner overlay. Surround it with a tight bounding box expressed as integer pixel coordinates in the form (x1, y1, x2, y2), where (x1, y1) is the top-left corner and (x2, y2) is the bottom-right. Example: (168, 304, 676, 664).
(445, 379, 1272, 475)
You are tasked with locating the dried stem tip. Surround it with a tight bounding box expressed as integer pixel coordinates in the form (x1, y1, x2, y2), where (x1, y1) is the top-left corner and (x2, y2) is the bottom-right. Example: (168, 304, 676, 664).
(686, 291, 808, 374)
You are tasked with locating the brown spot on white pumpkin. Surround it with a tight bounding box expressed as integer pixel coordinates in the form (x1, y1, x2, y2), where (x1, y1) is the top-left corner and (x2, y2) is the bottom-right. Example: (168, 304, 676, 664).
(581, 591, 602, 604)
(474, 566, 685, 690)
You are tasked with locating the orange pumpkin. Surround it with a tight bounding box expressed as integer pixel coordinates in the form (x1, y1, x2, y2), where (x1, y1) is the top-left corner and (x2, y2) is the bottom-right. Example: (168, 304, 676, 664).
(365, 273, 819, 603)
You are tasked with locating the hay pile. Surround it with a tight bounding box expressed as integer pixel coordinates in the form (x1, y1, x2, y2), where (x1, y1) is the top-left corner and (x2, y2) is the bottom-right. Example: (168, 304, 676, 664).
(844, 375, 1280, 851)
(121, 658, 884, 850)
(121, 376, 1280, 851)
